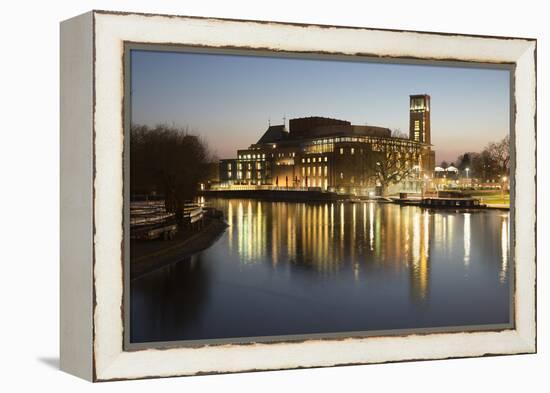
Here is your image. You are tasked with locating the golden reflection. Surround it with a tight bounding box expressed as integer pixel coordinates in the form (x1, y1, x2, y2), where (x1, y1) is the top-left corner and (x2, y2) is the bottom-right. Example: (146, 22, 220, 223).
(423, 210, 430, 259)
(247, 201, 253, 260)
(369, 202, 374, 251)
(375, 206, 381, 258)
(221, 199, 434, 298)
(464, 213, 471, 267)
(197, 195, 205, 207)
(351, 204, 357, 265)
(434, 213, 443, 245)
(227, 201, 233, 250)
(412, 211, 420, 269)
(442, 215, 447, 250)
(409, 209, 430, 300)
(287, 213, 296, 260)
(330, 203, 335, 239)
(340, 202, 345, 253)
(500, 217, 509, 283)
(447, 215, 454, 246)
(236, 201, 244, 258)
(324, 204, 329, 267)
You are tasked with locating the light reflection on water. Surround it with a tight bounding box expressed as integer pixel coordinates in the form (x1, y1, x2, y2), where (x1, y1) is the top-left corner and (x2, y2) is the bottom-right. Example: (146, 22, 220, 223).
(130, 199, 511, 343)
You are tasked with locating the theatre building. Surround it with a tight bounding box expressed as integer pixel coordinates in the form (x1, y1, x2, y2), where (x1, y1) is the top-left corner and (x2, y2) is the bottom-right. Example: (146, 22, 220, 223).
(218, 94, 435, 195)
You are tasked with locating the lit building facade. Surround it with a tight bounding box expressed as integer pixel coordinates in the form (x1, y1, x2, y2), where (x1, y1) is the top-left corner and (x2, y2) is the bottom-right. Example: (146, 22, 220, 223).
(218, 95, 435, 195)
(409, 94, 436, 173)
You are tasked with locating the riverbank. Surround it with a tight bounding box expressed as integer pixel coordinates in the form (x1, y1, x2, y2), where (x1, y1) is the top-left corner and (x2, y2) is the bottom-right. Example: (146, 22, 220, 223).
(130, 216, 228, 280)
(200, 189, 342, 201)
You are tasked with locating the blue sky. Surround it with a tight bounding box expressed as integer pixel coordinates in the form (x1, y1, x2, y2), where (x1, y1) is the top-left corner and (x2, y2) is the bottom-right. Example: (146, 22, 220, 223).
(131, 50, 510, 163)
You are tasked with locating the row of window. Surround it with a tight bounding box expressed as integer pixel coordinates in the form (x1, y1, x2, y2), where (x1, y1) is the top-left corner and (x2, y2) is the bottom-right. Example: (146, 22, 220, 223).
(301, 156, 328, 164)
(238, 153, 267, 160)
(305, 135, 421, 148)
(230, 171, 263, 180)
(228, 162, 263, 171)
(302, 165, 328, 177)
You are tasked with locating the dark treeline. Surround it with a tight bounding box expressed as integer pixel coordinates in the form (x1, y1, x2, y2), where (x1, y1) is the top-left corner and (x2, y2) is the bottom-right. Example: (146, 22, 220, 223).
(130, 124, 214, 215)
(443, 135, 510, 181)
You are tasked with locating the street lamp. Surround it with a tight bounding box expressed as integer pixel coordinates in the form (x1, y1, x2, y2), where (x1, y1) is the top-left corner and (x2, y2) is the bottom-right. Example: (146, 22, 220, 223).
(501, 175, 508, 199)
(465, 167, 470, 178)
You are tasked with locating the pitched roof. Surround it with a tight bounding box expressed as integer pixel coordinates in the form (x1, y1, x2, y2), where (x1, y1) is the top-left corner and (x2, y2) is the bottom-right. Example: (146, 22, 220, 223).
(257, 125, 288, 144)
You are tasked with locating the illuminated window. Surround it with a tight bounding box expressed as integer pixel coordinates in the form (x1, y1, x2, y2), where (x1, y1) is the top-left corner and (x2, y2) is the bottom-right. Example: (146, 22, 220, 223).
(313, 167, 316, 176)
(257, 172, 261, 179)
(237, 163, 242, 170)
(307, 158, 311, 163)
(257, 162, 262, 170)
(324, 166, 327, 176)
(318, 166, 321, 177)
(340, 172, 344, 179)
(228, 171, 232, 178)
(324, 157, 328, 162)
(246, 171, 251, 179)
(302, 158, 305, 163)
(237, 171, 242, 179)
(307, 167, 311, 176)
(228, 163, 232, 170)
(340, 148, 344, 155)
(313, 157, 316, 163)
(351, 148, 355, 155)
(247, 163, 251, 170)
(302, 167, 305, 176)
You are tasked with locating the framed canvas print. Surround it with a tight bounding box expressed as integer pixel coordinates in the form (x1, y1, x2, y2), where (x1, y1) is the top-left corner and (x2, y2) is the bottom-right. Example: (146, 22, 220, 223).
(60, 10, 537, 381)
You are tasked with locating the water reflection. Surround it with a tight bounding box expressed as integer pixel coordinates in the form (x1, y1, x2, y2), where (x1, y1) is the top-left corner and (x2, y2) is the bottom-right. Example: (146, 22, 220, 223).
(131, 199, 511, 343)
(501, 217, 509, 283)
(216, 200, 511, 302)
(464, 213, 471, 267)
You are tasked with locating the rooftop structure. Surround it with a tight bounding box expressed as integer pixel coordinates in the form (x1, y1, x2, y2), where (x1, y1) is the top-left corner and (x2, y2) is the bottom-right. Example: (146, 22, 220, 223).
(218, 96, 435, 195)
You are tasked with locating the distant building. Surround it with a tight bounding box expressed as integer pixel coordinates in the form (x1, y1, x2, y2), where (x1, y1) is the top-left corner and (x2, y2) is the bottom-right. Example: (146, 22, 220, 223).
(217, 95, 435, 195)
(409, 94, 436, 173)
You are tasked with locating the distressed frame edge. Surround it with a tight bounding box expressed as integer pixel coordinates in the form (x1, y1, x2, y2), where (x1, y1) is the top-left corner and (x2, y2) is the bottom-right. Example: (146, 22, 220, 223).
(90, 11, 537, 381)
(59, 11, 95, 381)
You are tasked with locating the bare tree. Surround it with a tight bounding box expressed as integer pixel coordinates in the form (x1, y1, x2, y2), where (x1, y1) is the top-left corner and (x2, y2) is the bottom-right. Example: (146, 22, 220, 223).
(367, 150, 416, 196)
(130, 124, 213, 216)
(456, 135, 509, 181)
(485, 135, 510, 176)
(391, 128, 409, 139)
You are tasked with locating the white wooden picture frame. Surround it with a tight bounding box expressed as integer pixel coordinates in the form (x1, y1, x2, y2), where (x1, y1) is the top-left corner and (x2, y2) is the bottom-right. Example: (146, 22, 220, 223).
(60, 10, 536, 381)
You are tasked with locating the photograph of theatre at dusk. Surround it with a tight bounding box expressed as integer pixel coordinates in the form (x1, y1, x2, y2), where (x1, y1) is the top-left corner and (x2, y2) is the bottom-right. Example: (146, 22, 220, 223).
(128, 49, 511, 344)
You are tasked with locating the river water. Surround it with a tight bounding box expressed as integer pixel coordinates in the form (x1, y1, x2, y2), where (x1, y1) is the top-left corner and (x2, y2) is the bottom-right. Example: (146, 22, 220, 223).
(130, 199, 511, 343)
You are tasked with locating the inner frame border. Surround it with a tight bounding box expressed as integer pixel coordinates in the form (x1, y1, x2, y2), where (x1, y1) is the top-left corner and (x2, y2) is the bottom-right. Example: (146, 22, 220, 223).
(122, 42, 517, 352)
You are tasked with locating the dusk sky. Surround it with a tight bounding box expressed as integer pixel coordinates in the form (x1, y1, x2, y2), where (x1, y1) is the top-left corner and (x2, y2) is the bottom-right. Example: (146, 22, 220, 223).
(131, 50, 510, 163)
